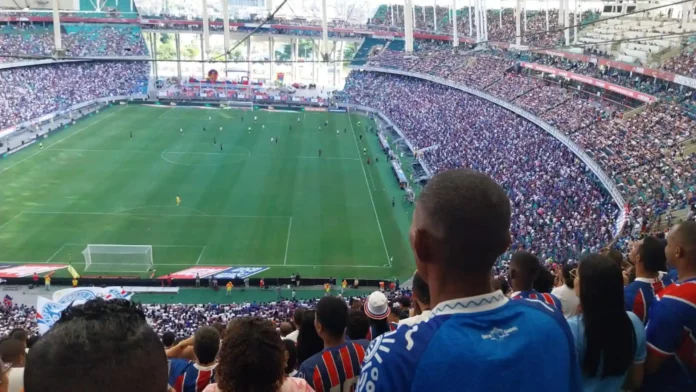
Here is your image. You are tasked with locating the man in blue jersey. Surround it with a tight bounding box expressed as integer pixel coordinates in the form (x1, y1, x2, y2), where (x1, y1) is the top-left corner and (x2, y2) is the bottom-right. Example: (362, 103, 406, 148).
(167, 326, 219, 392)
(356, 169, 581, 392)
(644, 222, 696, 391)
(624, 236, 670, 325)
(509, 251, 563, 312)
(298, 296, 368, 392)
(24, 298, 169, 392)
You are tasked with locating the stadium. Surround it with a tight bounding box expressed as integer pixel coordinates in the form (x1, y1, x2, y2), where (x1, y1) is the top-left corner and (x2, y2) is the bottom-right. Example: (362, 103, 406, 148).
(0, 0, 695, 391)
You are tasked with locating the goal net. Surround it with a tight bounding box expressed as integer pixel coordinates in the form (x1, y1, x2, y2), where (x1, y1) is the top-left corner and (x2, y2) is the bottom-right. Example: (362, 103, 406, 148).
(82, 244, 153, 273)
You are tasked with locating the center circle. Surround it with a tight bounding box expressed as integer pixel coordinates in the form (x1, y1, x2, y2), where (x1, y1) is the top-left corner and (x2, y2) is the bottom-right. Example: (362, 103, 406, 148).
(160, 145, 250, 167)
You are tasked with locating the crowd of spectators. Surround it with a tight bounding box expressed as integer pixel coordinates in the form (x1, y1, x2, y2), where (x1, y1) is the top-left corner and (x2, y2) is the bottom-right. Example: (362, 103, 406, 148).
(0, 23, 148, 62)
(368, 6, 592, 47)
(513, 84, 570, 114)
(1, 169, 694, 392)
(0, 62, 149, 129)
(0, 303, 36, 338)
(362, 47, 696, 218)
(341, 71, 619, 263)
(660, 41, 696, 78)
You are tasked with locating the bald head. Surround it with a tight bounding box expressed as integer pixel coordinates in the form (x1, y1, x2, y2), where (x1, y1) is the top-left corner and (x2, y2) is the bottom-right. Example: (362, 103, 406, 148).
(666, 222, 696, 270)
(411, 169, 511, 274)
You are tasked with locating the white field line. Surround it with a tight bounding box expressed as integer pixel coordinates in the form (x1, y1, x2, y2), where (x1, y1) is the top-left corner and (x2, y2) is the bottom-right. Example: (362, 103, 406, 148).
(64, 243, 206, 248)
(45, 244, 68, 264)
(195, 246, 207, 265)
(348, 115, 391, 267)
(21, 211, 291, 219)
(156, 107, 174, 119)
(48, 148, 360, 161)
(0, 107, 125, 176)
(111, 205, 209, 216)
(283, 217, 293, 265)
(0, 212, 23, 231)
(0, 261, 386, 269)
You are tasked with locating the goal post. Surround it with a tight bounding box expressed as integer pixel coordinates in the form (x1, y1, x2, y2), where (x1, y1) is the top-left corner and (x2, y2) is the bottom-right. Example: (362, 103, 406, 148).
(81, 244, 153, 273)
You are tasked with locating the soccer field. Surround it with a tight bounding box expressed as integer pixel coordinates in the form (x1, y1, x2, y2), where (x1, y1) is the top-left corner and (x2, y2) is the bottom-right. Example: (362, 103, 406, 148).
(0, 104, 415, 280)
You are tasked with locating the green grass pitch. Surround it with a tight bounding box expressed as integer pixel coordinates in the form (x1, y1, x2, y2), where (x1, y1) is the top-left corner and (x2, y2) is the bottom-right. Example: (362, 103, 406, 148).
(0, 104, 415, 280)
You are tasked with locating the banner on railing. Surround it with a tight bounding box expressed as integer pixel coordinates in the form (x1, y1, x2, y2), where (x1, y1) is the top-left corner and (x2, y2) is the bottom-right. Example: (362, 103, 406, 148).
(520, 62, 658, 103)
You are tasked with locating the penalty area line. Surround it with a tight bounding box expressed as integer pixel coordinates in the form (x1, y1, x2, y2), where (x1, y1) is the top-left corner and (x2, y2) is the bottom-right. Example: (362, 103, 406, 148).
(45, 244, 68, 264)
(195, 246, 207, 265)
(283, 217, 293, 266)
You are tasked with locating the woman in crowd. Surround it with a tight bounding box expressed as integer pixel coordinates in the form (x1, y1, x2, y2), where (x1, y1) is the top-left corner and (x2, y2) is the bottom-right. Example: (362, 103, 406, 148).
(296, 310, 323, 365)
(202, 317, 313, 392)
(568, 254, 645, 391)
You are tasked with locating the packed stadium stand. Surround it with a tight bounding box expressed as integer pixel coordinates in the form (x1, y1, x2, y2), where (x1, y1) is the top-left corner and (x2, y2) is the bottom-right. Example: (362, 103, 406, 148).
(1, 2, 696, 392)
(0, 23, 148, 61)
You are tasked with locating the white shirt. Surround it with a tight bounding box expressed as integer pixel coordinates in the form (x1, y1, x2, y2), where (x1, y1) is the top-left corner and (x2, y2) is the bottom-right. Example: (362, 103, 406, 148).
(551, 284, 580, 318)
(397, 310, 432, 327)
(285, 329, 299, 342)
(7, 367, 24, 392)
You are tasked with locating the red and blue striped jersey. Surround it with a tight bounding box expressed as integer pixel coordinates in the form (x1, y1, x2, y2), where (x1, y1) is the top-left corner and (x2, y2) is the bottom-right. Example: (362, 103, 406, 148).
(511, 290, 563, 312)
(624, 277, 668, 325)
(168, 359, 217, 392)
(297, 341, 368, 392)
(644, 278, 696, 391)
(660, 270, 677, 288)
(365, 323, 397, 341)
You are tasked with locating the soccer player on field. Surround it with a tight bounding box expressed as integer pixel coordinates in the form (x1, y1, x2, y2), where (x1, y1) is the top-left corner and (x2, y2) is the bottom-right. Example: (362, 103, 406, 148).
(298, 297, 368, 392)
(220, 144, 223, 151)
(176, 195, 182, 206)
(167, 327, 220, 392)
(213, 137, 216, 145)
(356, 170, 581, 392)
(643, 222, 696, 391)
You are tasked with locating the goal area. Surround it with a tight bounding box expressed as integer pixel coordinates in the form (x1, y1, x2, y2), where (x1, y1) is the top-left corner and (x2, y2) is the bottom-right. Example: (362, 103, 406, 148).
(81, 244, 153, 273)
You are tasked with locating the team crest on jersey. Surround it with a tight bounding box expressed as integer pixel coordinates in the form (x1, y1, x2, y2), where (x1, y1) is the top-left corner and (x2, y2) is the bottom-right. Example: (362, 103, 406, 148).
(481, 327, 519, 341)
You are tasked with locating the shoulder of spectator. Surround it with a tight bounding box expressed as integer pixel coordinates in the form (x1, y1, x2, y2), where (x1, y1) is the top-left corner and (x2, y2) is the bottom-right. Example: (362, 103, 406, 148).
(357, 318, 439, 392)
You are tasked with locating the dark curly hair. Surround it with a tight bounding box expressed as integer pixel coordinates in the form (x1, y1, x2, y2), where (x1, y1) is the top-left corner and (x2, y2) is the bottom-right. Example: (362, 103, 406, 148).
(216, 317, 285, 392)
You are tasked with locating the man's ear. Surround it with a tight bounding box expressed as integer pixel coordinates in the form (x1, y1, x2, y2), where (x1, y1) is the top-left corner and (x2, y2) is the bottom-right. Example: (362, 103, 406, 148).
(413, 228, 436, 266)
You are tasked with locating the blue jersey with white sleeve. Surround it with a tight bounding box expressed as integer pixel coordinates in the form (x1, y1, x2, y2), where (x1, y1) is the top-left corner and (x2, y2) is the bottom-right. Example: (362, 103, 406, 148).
(356, 290, 581, 392)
